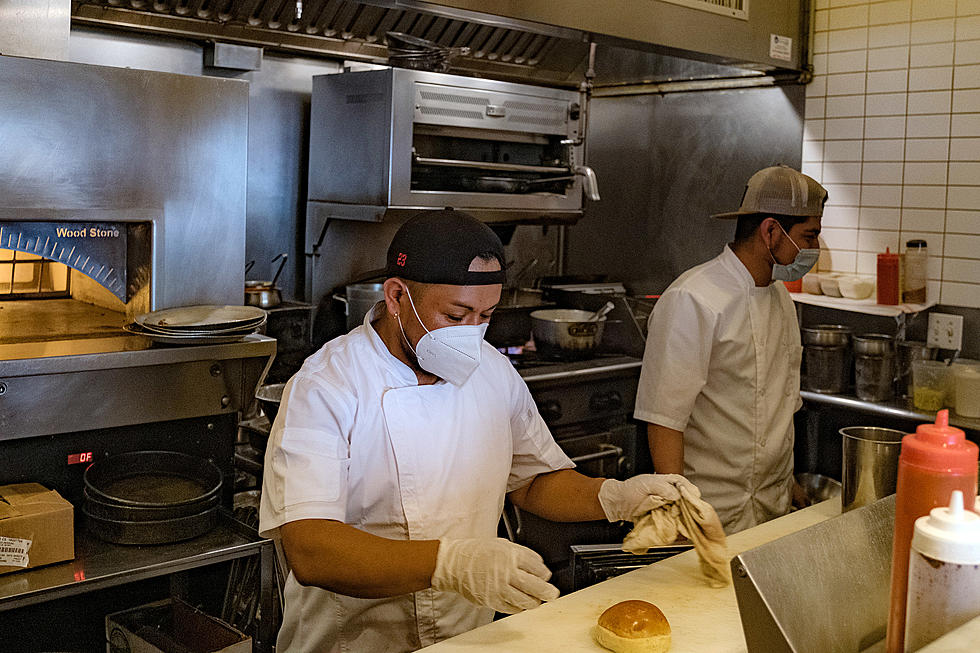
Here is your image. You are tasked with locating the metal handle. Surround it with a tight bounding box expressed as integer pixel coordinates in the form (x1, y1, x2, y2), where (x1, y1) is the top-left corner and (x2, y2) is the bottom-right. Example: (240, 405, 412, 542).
(413, 154, 570, 175)
(575, 165, 600, 201)
(570, 443, 623, 464)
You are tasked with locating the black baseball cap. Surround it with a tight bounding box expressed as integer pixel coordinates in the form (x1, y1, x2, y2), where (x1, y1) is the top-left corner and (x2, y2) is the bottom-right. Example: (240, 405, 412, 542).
(385, 209, 507, 286)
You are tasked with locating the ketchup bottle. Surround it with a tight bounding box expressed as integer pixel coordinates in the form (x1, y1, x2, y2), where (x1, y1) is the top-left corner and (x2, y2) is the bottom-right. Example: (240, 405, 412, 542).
(885, 410, 978, 653)
(877, 247, 901, 305)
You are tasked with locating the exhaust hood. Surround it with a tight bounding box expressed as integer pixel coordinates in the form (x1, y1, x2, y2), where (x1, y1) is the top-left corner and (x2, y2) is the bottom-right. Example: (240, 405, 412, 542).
(71, 0, 807, 87)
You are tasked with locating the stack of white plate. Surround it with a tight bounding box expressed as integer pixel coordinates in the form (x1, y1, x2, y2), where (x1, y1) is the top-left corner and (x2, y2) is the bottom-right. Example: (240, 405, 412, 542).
(124, 305, 267, 345)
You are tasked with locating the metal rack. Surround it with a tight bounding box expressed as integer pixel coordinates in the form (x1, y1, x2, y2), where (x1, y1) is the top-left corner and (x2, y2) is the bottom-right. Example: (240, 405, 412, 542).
(0, 512, 276, 650)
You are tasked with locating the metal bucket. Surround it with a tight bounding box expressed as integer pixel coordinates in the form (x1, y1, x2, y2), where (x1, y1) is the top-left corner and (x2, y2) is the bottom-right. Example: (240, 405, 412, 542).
(342, 282, 386, 331)
(840, 426, 906, 512)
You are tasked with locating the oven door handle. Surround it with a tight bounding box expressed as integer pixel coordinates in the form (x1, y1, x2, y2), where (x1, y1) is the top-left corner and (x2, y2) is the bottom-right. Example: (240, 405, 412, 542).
(412, 154, 570, 175)
(570, 443, 623, 464)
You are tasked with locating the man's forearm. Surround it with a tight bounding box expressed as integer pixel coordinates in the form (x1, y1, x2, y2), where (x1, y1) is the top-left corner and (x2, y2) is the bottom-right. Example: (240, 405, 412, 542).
(647, 423, 684, 474)
(281, 519, 440, 598)
(508, 469, 607, 521)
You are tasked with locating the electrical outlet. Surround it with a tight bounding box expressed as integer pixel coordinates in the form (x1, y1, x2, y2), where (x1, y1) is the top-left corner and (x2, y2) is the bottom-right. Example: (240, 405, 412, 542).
(927, 313, 964, 350)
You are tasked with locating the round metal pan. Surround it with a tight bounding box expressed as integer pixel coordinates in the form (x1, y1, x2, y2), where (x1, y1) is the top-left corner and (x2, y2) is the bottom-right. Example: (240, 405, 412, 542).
(83, 504, 220, 545)
(84, 450, 223, 509)
(83, 486, 220, 521)
(136, 305, 267, 331)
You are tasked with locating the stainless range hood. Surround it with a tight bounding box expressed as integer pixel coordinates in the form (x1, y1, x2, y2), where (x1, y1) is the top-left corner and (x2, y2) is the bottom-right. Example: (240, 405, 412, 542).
(72, 0, 807, 87)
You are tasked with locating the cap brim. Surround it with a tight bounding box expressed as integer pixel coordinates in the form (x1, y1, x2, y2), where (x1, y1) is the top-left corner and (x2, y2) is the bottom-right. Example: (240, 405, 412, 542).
(710, 210, 751, 220)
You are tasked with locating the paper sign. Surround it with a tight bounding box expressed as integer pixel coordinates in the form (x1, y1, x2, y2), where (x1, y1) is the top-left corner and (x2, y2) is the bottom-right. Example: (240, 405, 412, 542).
(0, 536, 31, 568)
(770, 34, 793, 62)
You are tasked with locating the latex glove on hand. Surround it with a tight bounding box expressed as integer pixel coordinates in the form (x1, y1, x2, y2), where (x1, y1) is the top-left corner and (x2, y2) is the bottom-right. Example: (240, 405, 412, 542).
(430, 538, 560, 614)
(597, 474, 700, 522)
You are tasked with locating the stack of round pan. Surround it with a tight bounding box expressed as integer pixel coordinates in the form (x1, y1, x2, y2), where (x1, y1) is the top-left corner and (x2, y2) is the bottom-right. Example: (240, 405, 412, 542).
(123, 305, 267, 345)
(82, 450, 223, 545)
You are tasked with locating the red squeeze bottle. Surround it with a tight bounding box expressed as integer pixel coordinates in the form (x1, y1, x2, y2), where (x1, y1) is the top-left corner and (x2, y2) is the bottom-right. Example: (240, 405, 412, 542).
(885, 410, 979, 653)
(877, 248, 900, 305)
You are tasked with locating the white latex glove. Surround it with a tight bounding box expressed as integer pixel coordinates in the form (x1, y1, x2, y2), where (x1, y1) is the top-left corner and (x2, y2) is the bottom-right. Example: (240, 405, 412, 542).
(597, 474, 700, 522)
(430, 538, 560, 614)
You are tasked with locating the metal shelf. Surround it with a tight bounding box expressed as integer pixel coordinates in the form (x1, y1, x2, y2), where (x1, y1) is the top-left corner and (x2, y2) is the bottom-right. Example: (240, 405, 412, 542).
(801, 390, 980, 433)
(0, 510, 268, 612)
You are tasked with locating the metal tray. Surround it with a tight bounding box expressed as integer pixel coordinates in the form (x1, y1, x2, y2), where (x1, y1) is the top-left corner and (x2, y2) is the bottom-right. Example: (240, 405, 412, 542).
(123, 322, 254, 345)
(136, 305, 267, 331)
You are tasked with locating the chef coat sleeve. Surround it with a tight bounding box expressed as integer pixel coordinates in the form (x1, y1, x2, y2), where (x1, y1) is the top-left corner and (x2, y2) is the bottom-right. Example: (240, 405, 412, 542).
(634, 287, 718, 432)
(506, 371, 574, 493)
(258, 374, 355, 539)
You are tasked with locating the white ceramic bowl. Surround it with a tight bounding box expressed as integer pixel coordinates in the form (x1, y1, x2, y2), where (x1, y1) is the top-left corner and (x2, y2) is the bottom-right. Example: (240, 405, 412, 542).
(838, 275, 875, 300)
(819, 274, 842, 297)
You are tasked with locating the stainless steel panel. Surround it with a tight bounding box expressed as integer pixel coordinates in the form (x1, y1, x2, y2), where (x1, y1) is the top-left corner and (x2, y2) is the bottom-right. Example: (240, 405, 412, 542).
(413, 81, 570, 135)
(0, 336, 275, 439)
(419, 0, 805, 71)
(732, 496, 895, 653)
(566, 84, 805, 293)
(0, 0, 70, 60)
(0, 54, 248, 310)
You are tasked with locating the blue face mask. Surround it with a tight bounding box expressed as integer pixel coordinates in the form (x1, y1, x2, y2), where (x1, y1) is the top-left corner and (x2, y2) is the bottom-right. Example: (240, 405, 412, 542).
(770, 222, 819, 283)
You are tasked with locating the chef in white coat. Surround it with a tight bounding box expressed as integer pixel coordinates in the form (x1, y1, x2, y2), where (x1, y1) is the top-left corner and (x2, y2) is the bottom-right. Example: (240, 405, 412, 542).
(634, 165, 827, 534)
(259, 209, 696, 652)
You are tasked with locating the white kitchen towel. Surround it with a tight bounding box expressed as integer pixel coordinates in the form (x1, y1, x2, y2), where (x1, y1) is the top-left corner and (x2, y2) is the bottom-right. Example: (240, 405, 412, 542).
(621, 479, 731, 587)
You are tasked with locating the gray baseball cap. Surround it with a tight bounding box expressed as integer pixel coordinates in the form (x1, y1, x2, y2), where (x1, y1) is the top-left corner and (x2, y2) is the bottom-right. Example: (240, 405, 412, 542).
(712, 165, 828, 219)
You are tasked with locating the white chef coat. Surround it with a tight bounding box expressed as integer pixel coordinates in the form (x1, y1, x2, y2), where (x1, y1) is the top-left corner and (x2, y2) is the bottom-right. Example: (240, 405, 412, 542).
(634, 245, 802, 534)
(258, 305, 574, 653)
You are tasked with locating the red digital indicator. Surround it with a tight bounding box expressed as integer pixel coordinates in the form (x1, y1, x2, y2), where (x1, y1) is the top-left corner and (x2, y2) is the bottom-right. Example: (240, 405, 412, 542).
(67, 451, 94, 465)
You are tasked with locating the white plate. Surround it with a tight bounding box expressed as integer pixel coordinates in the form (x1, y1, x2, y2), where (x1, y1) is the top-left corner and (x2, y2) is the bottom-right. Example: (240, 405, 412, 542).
(123, 322, 253, 345)
(136, 305, 267, 331)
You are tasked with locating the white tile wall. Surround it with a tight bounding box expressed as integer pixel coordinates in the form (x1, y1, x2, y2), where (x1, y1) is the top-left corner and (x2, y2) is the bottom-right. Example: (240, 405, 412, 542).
(807, 0, 980, 307)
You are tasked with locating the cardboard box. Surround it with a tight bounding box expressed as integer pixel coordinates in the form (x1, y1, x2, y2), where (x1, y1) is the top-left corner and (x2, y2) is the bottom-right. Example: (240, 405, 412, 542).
(0, 482, 74, 576)
(106, 598, 252, 653)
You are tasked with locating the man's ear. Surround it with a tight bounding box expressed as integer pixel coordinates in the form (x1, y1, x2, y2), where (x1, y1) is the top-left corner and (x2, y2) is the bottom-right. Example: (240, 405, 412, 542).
(759, 217, 780, 249)
(383, 278, 405, 316)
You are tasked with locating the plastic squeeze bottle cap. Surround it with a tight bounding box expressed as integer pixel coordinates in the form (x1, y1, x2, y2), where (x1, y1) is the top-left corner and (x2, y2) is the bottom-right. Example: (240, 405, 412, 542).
(901, 410, 979, 472)
(911, 491, 980, 564)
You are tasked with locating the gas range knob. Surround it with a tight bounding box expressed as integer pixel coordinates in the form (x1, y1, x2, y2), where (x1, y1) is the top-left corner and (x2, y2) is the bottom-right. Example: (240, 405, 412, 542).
(589, 390, 623, 413)
(536, 400, 562, 424)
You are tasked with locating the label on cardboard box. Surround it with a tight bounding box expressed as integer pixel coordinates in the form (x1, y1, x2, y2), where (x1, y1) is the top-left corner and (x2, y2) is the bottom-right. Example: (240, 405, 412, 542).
(0, 536, 31, 567)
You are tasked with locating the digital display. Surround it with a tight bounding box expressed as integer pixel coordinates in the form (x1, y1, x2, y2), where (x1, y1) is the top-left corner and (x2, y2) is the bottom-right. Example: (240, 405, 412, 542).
(67, 451, 94, 465)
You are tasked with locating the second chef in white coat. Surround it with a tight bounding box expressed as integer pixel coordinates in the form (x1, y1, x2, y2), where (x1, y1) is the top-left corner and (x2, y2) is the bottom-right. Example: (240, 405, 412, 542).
(635, 166, 827, 533)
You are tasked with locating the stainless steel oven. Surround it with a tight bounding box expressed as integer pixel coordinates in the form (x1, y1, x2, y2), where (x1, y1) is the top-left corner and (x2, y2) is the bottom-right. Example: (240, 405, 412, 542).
(305, 68, 597, 227)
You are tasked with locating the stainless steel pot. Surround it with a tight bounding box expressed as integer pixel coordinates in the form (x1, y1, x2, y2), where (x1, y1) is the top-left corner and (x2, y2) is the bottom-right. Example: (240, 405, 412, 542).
(802, 324, 853, 346)
(245, 253, 287, 309)
(530, 308, 606, 359)
(334, 282, 386, 331)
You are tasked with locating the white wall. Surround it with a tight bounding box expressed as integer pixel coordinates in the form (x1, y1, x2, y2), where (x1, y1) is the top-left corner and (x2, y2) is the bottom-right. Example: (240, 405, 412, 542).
(803, 0, 980, 308)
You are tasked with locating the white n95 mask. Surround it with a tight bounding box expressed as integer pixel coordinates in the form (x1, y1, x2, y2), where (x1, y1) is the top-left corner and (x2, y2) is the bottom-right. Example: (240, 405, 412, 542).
(397, 286, 488, 386)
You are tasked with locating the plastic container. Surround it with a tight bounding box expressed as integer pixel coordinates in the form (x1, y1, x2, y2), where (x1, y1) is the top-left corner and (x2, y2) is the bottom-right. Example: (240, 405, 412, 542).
(853, 334, 895, 402)
(895, 341, 937, 399)
(904, 490, 980, 651)
(902, 239, 927, 305)
(884, 410, 979, 653)
(953, 362, 980, 418)
(802, 273, 822, 295)
(838, 275, 875, 300)
(877, 248, 902, 305)
(946, 358, 980, 412)
(911, 360, 952, 412)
